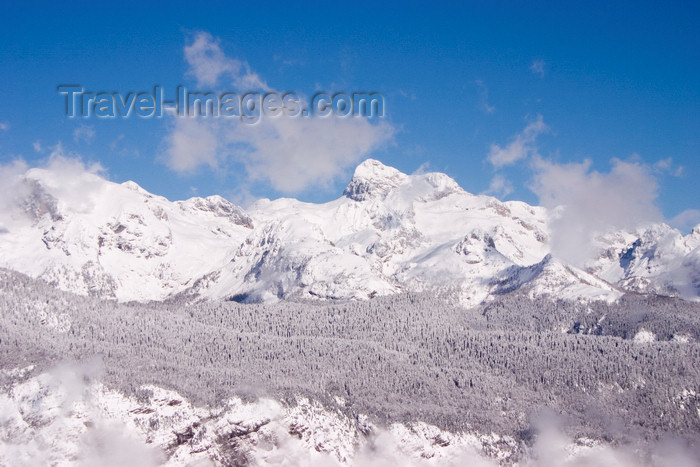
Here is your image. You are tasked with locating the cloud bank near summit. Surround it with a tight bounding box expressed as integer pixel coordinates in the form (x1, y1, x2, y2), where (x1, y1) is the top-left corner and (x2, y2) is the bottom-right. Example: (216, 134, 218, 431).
(162, 32, 395, 194)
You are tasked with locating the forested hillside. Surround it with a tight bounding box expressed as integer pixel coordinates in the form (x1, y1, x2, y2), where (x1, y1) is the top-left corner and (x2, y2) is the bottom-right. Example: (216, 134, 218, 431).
(1, 268, 698, 453)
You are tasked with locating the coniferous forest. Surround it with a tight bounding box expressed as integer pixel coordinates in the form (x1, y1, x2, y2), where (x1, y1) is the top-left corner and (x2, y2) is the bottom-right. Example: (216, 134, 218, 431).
(1, 268, 699, 447)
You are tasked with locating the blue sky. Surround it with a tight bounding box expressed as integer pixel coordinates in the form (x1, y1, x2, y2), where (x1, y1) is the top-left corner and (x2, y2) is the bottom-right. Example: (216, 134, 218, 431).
(0, 1, 698, 230)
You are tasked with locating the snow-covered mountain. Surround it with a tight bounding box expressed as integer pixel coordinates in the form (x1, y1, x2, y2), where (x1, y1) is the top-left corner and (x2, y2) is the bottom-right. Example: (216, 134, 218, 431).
(0, 159, 698, 304)
(589, 223, 700, 299)
(0, 166, 252, 301)
(192, 160, 553, 305)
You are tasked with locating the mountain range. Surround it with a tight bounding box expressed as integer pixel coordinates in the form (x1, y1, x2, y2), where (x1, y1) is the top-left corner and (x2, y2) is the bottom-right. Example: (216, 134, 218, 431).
(0, 158, 698, 305)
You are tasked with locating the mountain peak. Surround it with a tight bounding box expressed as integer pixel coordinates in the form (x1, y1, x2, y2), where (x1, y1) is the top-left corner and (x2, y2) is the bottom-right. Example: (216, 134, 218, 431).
(352, 159, 405, 180)
(343, 159, 408, 201)
(179, 195, 253, 228)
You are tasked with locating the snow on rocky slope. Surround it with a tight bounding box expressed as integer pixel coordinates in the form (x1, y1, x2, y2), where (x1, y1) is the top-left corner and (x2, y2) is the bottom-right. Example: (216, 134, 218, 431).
(0, 365, 515, 466)
(0, 159, 698, 305)
(0, 166, 252, 301)
(4, 365, 694, 467)
(193, 159, 553, 305)
(588, 223, 700, 300)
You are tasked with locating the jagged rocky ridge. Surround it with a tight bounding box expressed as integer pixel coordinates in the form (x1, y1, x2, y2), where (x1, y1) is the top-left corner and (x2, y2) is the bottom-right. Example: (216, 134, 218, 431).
(0, 158, 698, 306)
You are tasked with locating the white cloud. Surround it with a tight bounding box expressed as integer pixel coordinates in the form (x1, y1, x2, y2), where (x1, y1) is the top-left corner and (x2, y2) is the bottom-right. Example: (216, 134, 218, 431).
(669, 209, 700, 233)
(475, 80, 495, 114)
(530, 59, 546, 77)
(531, 157, 662, 265)
(0, 159, 28, 183)
(36, 145, 107, 213)
(163, 32, 395, 194)
(0, 158, 30, 225)
(33, 141, 44, 153)
(73, 125, 95, 144)
(0, 146, 107, 228)
(0, 122, 9, 131)
(483, 174, 513, 198)
(164, 110, 394, 193)
(163, 118, 220, 172)
(653, 157, 684, 176)
(184, 31, 267, 90)
(487, 115, 548, 167)
(229, 117, 394, 193)
(0, 147, 102, 226)
(45, 143, 106, 175)
(412, 161, 431, 175)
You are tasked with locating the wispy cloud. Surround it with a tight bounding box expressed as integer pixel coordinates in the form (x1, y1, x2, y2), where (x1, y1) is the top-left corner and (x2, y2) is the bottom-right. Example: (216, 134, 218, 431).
(184, 31, 267, 90)
(669, 209, 700, 233)
(398, 89, 417, 101)
(43, 143, 107, 179)
(0, 122, 9, 131)
(73, 124, 95, 144)
(530, 59, 546, 77)
(0, 159, 29, 215)
(164, 117, 220, 172)
(483, 174, 513, 198)
(487, 115, 548, 167)
(272, 53, 306, 72)
(475, 80, 495, 114)
(653, 157, 684, 176)
(109, 134, 140, 159)
(163, 32, 395, 194)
